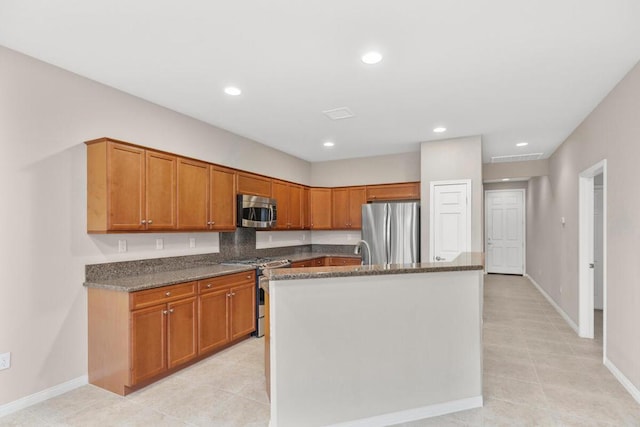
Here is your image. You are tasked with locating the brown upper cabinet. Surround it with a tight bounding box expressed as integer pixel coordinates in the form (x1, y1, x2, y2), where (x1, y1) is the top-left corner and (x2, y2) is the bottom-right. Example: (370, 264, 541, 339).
(332, 186, 366, 229)
(87, 138, 177, 232)
(177, 157, 210, 230)
(309, 188, 332, 229)
(271, 180, 303, 230)
(209, 166, 236, 231)
(301, 187, 311, 229)
(86, 138, 420, 233)
(237, 172, 272, 198)
(366, 182, 420, 201)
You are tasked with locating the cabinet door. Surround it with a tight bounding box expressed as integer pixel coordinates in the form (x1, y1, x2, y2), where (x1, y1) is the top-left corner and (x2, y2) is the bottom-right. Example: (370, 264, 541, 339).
(348, 187, 366, 229)
(301, 187, 310, 229)
(177, 158, 209, 230)
(237, 172, 272, 197)
(230, 282, 256, 340)
(198, 288, 230, 354)
(167, 297, 198, 368)
(271, 180, 290, 230)
(366, 182, 420, 201)
(145, 150, 177, 230)
(107, 142, 146, 231)
(332, 188, 350, 229)
(130, 305, 166, 385)
(210, 166, 236, 231)
(310, 188, 332, 229)
(289, 184, 302, 229)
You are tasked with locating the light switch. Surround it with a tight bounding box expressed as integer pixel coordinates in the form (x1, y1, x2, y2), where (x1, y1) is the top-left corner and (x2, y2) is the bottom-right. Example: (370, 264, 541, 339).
(156, 239, 164, 250)
(189, 238, 196, 248)
(118, 240, 127, 253)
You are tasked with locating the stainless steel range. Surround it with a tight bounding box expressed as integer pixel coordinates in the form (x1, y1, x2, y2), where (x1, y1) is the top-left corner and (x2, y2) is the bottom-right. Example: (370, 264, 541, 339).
(222, 257, 291, 337)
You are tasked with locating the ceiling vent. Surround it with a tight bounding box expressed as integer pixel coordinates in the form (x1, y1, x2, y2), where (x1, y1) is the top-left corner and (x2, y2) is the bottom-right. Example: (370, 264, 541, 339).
(322, 107, 354, 120)
(491, 153, 544, 163)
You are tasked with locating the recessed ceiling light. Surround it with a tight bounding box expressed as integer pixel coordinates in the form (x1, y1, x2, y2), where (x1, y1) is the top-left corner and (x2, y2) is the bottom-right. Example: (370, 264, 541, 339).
(361, 51, 383, 65)
(224, 86, 242, 96)
(502, 178, 511, 181)
(433, 127, 447, 133)
(516, 142, 528, 147)
(323, 141, 335, 148)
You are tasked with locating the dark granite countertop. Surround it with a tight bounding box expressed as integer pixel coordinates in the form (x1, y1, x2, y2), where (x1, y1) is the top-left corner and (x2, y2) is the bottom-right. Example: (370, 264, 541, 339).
(263, 252, 484, 282)
(84, 264, 256, 292)
(83, 252, 362, 292)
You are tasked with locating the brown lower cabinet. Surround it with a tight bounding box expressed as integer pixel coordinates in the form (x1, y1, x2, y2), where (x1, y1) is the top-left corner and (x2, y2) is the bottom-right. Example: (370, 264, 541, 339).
(290, 257, 326, 268)
(88, 270, 256, 395)
(290, 256, 361, 268)
(326, 256, 362, 266)
(198, 271, 256, 353)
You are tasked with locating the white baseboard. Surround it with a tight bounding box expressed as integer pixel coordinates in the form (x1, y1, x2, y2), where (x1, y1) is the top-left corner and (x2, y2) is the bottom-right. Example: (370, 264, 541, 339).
(0, 375, 88, 418)
(328, 396, 483, 427)
(524, 274, 579, 334)
(604, 358, 640, 405)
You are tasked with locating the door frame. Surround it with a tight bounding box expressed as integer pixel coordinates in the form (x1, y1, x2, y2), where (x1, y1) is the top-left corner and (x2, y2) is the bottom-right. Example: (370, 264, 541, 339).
(429, 179, 472, 261)
(484, 189, 526, 275)
(578, 159, 607, 358)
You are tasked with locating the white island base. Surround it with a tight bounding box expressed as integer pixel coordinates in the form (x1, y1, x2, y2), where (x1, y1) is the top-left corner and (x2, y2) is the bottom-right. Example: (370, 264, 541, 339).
(267, 267, 483, 427)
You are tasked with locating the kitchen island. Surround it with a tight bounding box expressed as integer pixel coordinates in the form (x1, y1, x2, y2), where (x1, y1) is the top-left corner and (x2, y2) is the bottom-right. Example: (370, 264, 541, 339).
(263, 252, 484, 427)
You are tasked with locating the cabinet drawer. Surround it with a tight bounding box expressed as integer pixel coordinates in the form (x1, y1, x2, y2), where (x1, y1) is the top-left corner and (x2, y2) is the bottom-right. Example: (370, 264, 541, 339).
(290, 260, 311, 268)
(130, 282, 197, 310)
(198, 271, 256, 294)
(312, 257, 326, 267)
(327, 257, 362, 266)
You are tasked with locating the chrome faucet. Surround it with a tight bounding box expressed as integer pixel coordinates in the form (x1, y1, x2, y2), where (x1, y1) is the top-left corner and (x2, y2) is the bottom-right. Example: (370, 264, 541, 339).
(354, 240, 372, 266)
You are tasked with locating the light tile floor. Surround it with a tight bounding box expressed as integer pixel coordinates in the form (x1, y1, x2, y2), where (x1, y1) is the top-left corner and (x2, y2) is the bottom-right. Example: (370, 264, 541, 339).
(2, 274, 639, 426)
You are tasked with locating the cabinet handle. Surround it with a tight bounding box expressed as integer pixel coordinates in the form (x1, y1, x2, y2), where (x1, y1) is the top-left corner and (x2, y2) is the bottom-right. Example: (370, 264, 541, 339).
(231, 292, 236, 296)
(165, 291, 171, 297)
(169, 308, 174, 313)
(148, 219, 153, 224)
(227, 293, 232, 298)
(141, 220, 146, 224)
(163, 310, 168, 315)
(247, 275, 252, 279)
(206, 284, 212, 288)
(211, 221, 215, 225)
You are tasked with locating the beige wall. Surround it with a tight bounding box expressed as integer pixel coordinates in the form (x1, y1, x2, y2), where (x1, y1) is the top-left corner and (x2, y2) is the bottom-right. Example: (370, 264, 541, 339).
(310, 151, 420, 187)
(483, 159, 549, 182)
(0, 45, 312, 407)
(420, 136, 483, 261)
(526, 59, 640, 392)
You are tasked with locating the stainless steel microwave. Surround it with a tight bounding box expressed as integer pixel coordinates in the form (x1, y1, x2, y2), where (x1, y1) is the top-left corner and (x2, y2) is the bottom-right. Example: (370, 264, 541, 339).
(237, 194, 277, 228)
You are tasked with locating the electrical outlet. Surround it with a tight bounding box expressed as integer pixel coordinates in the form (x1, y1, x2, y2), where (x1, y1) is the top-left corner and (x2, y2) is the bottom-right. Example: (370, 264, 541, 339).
(118, 240, 127, 253)
(155, 238, 164, 250)
(0, 352, 11, 371)
(189, 238, 196, 248)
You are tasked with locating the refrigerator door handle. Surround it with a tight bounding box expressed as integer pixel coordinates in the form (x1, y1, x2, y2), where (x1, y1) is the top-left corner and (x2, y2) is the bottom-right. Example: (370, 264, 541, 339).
(385, 204, 391, 264)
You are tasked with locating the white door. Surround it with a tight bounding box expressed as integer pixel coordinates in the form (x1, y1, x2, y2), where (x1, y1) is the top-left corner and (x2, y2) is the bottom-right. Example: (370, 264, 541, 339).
(594, 185, 603, 310)
(485, 190, 524, 274)
(430, 181, 471, 262)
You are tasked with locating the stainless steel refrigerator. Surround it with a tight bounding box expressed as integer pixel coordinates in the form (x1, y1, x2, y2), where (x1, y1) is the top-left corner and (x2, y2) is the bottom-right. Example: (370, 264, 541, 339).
(361, 202, 420, 265)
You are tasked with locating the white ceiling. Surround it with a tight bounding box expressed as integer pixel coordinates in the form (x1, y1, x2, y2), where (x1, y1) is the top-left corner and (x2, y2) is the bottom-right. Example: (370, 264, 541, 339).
(2, 1, 640, 163)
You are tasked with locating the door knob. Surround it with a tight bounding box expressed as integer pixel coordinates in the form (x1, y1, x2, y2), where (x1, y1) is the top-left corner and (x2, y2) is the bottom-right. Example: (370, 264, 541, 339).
(589, 263, 595, 269)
